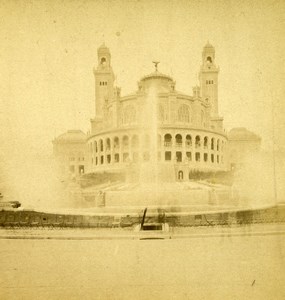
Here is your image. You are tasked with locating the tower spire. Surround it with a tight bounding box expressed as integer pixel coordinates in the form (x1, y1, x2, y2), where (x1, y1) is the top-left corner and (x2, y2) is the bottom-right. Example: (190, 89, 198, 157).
(93, 44, 115, 118)
(199, 42, 219, 116)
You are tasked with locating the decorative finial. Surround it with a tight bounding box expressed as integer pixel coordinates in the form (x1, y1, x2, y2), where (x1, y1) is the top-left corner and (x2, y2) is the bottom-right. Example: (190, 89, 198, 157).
(152, 61, 160, 72)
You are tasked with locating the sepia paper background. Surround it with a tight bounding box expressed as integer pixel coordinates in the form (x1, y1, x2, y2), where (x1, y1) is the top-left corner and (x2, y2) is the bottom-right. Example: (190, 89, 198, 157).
(0, 0, 285, 299)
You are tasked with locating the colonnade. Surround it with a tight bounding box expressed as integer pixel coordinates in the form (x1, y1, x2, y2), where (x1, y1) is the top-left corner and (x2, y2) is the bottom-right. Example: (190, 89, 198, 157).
(87, 131, 227, 170)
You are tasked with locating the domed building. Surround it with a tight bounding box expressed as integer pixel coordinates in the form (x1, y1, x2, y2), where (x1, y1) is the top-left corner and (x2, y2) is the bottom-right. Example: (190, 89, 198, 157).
(86, 42, 228, 181)
(53, 130, 87, 178)
(228, 127, 262, 170)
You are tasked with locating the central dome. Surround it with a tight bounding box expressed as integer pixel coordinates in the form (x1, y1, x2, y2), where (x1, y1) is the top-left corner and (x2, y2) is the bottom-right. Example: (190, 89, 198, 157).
(140, 70, 173, 82)
(139, 71, 175, 93)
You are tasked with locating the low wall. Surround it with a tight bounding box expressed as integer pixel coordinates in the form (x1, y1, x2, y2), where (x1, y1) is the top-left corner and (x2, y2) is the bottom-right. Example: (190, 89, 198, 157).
(0, 204, 285, 228)
(105, 189, 210, 206)
(81, 189, 235, 208)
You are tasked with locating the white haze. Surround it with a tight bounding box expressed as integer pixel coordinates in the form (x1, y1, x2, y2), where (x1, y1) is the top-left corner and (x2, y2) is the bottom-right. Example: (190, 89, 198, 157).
(0, 1, 285, 209)
(233, 151, 285, 207)
(0, 149, 69, 209)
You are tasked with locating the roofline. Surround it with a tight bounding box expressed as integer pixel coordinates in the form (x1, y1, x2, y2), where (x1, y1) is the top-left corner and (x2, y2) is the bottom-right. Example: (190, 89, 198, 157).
(87, 126, 228, 140)
(140, 72, 174, 82)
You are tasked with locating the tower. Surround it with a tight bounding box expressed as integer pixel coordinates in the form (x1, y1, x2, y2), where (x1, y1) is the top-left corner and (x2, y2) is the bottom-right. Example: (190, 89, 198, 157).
(199, 42, 219, 117)
(93, 44, 115, 118)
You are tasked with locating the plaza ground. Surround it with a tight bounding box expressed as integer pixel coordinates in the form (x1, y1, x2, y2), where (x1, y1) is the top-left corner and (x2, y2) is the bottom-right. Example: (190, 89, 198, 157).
(0, 225, 285, 300)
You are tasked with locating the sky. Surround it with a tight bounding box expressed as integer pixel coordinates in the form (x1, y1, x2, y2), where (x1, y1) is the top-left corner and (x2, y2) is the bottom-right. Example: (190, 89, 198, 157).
(0, 0, 285, 158)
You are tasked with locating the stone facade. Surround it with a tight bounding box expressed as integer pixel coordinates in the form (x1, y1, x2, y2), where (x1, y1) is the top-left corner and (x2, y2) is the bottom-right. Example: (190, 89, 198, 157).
(228, 127, 261, 170)
(52, 130, 87, 178)
(87, 42, 229, 181)
(53, 43, 261, 182)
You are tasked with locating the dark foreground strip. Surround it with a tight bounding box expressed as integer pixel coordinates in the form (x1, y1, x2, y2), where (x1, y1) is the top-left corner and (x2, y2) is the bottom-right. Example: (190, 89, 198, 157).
(0, 230, 285, 240)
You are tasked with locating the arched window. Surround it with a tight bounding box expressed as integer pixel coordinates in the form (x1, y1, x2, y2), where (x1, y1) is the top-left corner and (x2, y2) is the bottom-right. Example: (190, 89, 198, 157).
(178, 171, 184, 180)
(114, 137, 120, 150)
(178, 104, 190, 123)
(195, 136, 201, 148)
(165, 151, 172, 161)
(164, 134, 172, 147)
(175, 134, 182, 146)
(176, 152, 182, 162)
(195, 152, 200, 162)
(123, 105, 136, 125)
(186, 152, 192, 161)
(204, 137, 208, 149)
(106, 138, 111, 151)
(186, 135, 192, 147)
(211, 138, 215, 150)
(114, 153, 119, 163)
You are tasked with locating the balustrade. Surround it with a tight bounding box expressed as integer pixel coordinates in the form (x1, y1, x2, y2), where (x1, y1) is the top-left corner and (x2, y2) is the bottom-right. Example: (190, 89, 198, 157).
(164, 141, 172, 147)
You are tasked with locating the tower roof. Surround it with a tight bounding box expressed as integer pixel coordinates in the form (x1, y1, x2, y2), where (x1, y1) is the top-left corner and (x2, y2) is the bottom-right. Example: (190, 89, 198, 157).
(140, 70, 173, 82)
(137, 70, 175, 93)
(204, 41, 214, 49)
(140, 61, 173, 82)
(97, 43, 110, 54)
(228, 128, 261, 141)
(53, 130, 87, 144)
